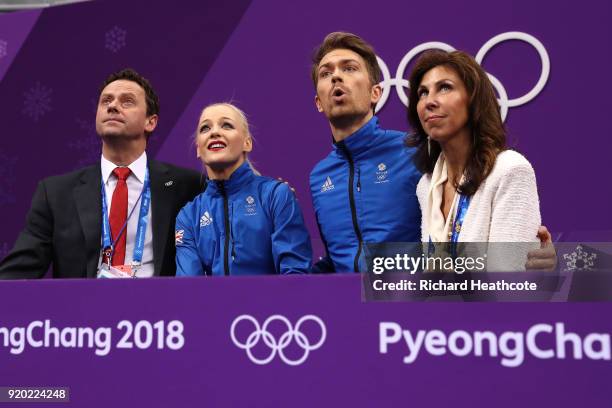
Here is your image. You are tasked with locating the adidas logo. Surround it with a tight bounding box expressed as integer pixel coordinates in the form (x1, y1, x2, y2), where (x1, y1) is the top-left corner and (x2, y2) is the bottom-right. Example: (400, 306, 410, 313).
(321, 176, 335, 192)
(200, 211, 213, 227)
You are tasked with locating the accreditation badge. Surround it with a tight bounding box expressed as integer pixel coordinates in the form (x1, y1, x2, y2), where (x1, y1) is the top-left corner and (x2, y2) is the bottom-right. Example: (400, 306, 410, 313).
(97, 264, 135, 278)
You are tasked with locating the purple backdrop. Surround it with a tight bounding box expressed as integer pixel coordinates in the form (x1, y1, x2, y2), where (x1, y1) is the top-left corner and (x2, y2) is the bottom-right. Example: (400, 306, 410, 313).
(1, 0, 611, 259)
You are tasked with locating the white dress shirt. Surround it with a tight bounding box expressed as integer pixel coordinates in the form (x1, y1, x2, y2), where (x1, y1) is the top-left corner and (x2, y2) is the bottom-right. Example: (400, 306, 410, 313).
(100, 151, 154, 277)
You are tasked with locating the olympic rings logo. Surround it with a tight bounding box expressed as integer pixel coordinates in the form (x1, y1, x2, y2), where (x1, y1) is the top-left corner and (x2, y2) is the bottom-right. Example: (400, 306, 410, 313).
(375, 31, 550, 122)
(230, 314, 326, 366)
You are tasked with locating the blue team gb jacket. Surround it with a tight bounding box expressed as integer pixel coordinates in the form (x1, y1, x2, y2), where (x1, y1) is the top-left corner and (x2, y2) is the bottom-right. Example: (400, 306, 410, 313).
(309, 116, 422, 272)
(176, 162, 312, 276)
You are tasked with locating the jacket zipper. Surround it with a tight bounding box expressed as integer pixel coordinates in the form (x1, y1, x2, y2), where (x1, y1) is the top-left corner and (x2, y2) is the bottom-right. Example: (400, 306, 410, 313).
(216, 180, 231, 276)
(230, 203, 236, 262)
(339, 143, 363, 272)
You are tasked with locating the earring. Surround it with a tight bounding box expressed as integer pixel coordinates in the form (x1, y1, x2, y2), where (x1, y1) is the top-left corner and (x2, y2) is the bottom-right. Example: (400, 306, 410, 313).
(427, 136, 431, 157)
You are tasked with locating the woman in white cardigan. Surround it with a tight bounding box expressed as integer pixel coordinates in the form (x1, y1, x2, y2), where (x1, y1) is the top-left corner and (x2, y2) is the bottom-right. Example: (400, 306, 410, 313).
(406, 50, 541, 271)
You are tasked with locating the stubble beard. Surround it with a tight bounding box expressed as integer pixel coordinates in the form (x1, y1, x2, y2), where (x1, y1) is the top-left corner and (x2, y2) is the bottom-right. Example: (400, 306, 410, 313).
(328, 104, 370, 132)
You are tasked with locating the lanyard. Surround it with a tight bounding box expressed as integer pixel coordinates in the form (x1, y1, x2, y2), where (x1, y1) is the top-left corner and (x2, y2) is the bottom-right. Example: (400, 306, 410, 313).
(101, 168, 151, 267)
(428, 193, 470, 258)
(450, 193, 470, 245)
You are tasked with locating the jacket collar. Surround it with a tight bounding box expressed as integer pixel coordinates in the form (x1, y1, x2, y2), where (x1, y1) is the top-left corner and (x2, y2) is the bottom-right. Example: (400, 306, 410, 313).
(147, 159, 172, 277)
(333, 116, 383, 160)
(205, 161, 255, 196)
(75, 165, 102, 278)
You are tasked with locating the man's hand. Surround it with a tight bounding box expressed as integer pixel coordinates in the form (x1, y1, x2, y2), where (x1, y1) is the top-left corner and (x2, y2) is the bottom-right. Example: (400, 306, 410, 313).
(525, 226, 557, 271)
(277, 177, 297, 196)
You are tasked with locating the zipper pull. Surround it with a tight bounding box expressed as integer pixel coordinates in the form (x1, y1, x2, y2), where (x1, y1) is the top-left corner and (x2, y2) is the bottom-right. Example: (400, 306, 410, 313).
(357, 167, 361, 192)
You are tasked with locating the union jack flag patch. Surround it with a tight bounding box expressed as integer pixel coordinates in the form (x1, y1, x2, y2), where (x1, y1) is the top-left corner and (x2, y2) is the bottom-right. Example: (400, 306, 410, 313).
(175, 229, 184, 245)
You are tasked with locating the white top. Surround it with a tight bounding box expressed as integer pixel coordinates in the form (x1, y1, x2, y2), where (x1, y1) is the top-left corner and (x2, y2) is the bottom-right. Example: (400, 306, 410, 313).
(416, 150, 542, 271)
(100, 151, 154, 277)
(424, 152, 464, 243)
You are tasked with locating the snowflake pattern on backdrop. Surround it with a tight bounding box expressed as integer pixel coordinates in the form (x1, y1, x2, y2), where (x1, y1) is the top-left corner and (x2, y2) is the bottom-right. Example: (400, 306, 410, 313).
(70, 118, 101, 168)
(0, 151, 17, 206)
(22, 82, 53, 122)
(0, 40, 7, 59)
(562, 244, 597, 271)
(105, 26, 127, 53)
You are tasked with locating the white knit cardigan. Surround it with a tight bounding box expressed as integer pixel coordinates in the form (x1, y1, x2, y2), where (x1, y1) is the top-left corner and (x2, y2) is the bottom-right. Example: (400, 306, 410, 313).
(416, 150, 542, 271)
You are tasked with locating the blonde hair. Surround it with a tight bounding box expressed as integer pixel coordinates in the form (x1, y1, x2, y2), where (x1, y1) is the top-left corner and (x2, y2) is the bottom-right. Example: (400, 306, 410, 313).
(197, 102, 260, 175)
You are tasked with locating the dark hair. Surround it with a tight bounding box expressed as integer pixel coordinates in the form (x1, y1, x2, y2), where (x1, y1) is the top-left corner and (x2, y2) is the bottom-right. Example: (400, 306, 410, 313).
(406, 50, 506, 196)
(311, 32, 382, 89)
(100, 68, 159, 117)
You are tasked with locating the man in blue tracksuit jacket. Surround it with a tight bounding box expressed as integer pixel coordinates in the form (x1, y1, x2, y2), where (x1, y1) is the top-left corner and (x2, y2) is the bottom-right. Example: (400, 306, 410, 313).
(309, 32, 422, 273)
(310, 116, 421, 272)
(176, 161, 312, 276)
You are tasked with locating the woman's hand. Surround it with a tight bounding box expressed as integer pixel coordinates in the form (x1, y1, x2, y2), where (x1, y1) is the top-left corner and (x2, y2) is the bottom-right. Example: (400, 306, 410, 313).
(525, 226, 557, 271)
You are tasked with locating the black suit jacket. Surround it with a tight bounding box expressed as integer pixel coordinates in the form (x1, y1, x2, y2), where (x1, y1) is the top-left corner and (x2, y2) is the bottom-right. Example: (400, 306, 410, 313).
(0, 159, 203, 278)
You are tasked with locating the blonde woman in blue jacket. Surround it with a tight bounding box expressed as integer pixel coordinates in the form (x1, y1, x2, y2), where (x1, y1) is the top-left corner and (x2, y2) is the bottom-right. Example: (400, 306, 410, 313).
(175, 103, 312, 276)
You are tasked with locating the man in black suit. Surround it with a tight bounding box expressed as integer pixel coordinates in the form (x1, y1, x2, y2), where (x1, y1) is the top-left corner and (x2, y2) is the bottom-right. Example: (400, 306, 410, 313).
(0, 68, 202, 278)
